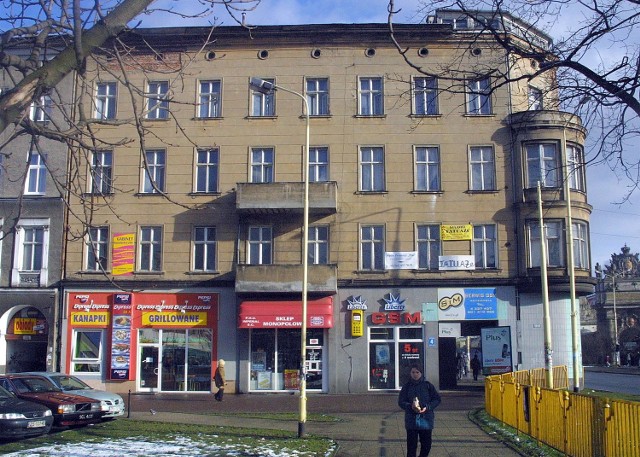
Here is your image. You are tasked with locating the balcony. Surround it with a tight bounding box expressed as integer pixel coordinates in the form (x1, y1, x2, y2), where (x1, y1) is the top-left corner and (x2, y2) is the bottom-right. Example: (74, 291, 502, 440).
(235, 264, 338, 294)
(236, 182, 337, 215)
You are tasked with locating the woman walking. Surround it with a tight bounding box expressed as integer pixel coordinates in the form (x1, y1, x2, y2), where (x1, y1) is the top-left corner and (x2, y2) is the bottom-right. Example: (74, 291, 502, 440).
(398, 364, 441, 457)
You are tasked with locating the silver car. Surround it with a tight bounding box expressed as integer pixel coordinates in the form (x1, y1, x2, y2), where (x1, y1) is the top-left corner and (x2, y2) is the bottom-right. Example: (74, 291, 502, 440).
(22, 372, 125, 419)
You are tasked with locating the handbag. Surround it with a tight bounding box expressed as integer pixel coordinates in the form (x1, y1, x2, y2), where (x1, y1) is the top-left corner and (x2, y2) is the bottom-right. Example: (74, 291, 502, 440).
(415, 413, 429, 430)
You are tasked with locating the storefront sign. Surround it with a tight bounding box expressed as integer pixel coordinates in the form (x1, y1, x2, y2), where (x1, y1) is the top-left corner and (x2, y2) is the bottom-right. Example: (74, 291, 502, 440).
(383, 294, 406, 311)
(441, 224, 472, 240)
(437, 288, 498, 321)
(439, 255, 475, 270)
(346, 296, 367, 310)
(384, 251, 418, 269)
(371, 311, 421, 325)
(110, 295, 132, 380)
(112, 233, 135, 276)
(481, 326, 512, 375)
(71, 312, 109, 326)
(141, 312, 208, 326)
(439, 322, 461, 337)
(13, 318, 37, 335)
(351, 309, 364, 337)
(238, 298, 334, 329)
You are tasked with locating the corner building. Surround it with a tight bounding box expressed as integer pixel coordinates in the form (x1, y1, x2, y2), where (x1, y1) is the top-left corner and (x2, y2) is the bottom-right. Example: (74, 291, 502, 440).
(62, 11, 593, 394)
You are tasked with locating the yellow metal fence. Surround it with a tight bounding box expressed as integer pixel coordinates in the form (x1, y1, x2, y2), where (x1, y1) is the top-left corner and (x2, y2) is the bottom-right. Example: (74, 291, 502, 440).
(485, 367, 640, 457)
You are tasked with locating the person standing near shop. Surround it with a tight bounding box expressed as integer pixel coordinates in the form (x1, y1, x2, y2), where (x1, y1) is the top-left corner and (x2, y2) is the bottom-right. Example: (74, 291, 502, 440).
(213, 359, 226, 401)
(471, 354, 481, 381)
(398, 364, 441, 457)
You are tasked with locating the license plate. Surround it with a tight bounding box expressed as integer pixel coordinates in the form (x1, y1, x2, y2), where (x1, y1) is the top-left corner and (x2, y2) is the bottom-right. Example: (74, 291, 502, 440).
(27, 420, 46, 428)
(78, 414, 94, 420)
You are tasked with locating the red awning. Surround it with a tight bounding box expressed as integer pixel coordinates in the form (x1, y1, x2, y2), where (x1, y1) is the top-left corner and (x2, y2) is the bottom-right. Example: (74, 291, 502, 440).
(239, 297, 333, 329)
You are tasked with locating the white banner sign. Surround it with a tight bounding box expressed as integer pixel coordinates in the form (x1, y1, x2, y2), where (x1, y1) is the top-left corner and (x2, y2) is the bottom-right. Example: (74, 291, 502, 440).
(385, 251, 418, 270)
(438, 255, 475, 271)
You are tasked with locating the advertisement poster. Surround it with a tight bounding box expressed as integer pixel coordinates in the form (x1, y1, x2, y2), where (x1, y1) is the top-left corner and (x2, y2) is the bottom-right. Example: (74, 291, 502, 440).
(437, 288, 498, 320)
(112, 233, 135, 276)
(480, 326, 512, 375)
(110, 293, 132, 380)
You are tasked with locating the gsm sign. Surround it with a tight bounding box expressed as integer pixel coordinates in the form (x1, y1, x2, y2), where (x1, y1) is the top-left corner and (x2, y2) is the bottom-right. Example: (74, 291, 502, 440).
(371, 312, 421, 325)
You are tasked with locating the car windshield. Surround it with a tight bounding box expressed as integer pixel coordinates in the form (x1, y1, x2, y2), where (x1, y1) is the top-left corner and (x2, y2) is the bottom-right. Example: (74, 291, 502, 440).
(51, 375, 91, 391)
(13, 377, 61, 394)
(0, 385, 15, 399)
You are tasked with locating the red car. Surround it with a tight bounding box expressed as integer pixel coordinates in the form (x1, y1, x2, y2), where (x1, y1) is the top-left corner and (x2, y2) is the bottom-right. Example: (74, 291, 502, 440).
(0, 374, 105, 427)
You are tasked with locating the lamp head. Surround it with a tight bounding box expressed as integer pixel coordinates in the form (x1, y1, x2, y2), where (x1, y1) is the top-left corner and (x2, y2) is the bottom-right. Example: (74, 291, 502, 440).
(249, 77, 275, 95)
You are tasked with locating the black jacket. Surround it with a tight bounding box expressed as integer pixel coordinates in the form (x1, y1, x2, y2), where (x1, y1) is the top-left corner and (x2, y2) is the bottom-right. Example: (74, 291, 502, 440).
(398, 378, 441, 430)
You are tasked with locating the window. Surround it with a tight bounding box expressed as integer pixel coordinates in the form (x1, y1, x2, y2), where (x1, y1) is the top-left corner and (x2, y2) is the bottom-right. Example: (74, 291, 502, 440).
(308, 226, 329, 265)
(567, 144, 586, 191)
(358, 77, 383, 115)
(195, 148, 219, 193)
(30, 95, 52, 122)
(12, 218, 49, 286)
(25, 152, 46, 195)
(469, 146, 496, 191)
(86, 226, 109, 271)
(95, 82, 117, 119)
(306, 78, 329, 116)
(250, 147, 274, 183)
(572, 221, 589, 269)
(139, 226, 162, 271)
(142, 149, 166, 193)
(417, 224, 440, 270)
(193, 226, 216, 271)
(414, 146, 440, 191)
(526, 143, 560, 188)
(360, 146, 385, 192)
(528, 86, 543, 110)
(360, 225, 384, 270)
(198, 80, 222, 118)
(309, 147, 329, 182)
(528, 220, 564, 267)
(251, 78, 275, 116)
(71, 330, 103, 373)
(473, 224, 497, 269)
(146, 81, 169, 119)
(413, 77, 438, 115)
(89, 150, 113, 194)
(467, 77, 492, 115)
(248, 226, 272, 265)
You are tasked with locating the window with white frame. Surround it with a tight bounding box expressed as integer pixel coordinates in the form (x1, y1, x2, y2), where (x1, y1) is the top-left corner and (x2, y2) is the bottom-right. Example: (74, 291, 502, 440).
(528, 220, 564, 267)
(142, 149, 166, 193)
(139, 226, 162, 271)
(358, 77, 384, 115)
(413, 77, 438, 115)
(572, 221, 589, 269)
(25, 151, 47, 195)
(248, 226, 272, 265)
(12, 218, 49, 286)
(89, 150, 112, 194)
(71, 329, 103, 373)
(306, 78, 329, 116)
(251, 78, 275, 116)
(467, 77, 492, 115)
(146, 81, 169, 119)
(250, 147, 274, 183)
(417, 224, 440, 270)
(360, 146, 385, 192)
(95, 82, 117, 119)
(526, 143, 560, 188)
(528, 86, 543, 110)
(473, 224, 497, 269)
(567, 144, 586, 192)
(195, 148, 219, 193)
(193, 226, 217, 272)
(86, 226, 109, 271)
(30, 95, 52, 122)
(360, 225, 385, 270)
(414, 146, 440, 191)
(308, 226, 329, 265)
(309, 147, 329, 182)
(469, 146, 496, 191)
(198, 80, 222, 118)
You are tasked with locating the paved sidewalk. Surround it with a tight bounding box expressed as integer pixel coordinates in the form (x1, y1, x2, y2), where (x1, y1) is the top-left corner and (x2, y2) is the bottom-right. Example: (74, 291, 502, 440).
(127, 388, 523, 457)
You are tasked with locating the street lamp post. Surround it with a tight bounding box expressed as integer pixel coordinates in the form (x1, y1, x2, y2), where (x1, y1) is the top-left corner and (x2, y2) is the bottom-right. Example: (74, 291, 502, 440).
(596, 267, 620, 366)
(249, 78, 310, 438)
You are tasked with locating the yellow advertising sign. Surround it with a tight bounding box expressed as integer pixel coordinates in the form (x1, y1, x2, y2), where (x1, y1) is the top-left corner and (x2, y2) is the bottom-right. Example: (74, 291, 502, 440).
(351, 309, 364, 337)
(142, 312, 208, 327)
(71, 312, 109, 326)
(441, 224, 473, 241)
(112, 233, 135, 276)
(14, 318, 36, 335)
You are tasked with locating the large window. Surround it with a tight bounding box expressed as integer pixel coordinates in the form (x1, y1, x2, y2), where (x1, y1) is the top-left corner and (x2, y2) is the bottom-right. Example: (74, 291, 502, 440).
(89, 150, 113, 194)
(146, 81, 169, 119)
(95, 82, 117, 119)
(30, 95, 52, 122)
(198, 80, 222, 118)
(248, 226, 272, 265)
(251, 78, 275, 116)
(413, 77, 438, 115)
(250, 147, 274, 183)
(369, 326, 424, 390)
(528, 220, 564, 267)
(360, 146, 385, 192)
(358, 77, 384, 115)
(467, 77, 492, 115)
(86, 226, 109, 271)
(309, 147, 329, 182)
(469, 146, 496, 191)
(12, 219, 49, 286)
(417, 224, 440, 270)
(195, 148, 219, 193)
(142, 149, 166, 193)
(25, 151, 46, 195)
(414, 146, 440, 191)
(526, 143, 560, 188)
(193, 226, 216, 272)
(567, 144, 586, 192)
(473, 224, 497, 269)
(71, 329, 104, 374)
(308, 226, 329, 265)
(360, 225, 384, 270)
(306, 78, 329, 116)
(139, 226, 162, 272)
(573, 221, 589, 269)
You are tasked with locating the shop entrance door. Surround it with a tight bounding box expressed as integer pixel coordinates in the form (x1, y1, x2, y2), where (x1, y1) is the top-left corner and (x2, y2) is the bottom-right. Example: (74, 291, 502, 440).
(138, 345, 159, 392)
